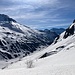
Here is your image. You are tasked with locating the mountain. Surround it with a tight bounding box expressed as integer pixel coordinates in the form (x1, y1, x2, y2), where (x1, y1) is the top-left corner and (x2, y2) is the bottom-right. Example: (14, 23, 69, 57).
(51, 28, 65, 35)
(1, 20, 75, 75)
(53, 20, 75, 44)
(0, 14, 58, 60)
(39, 29, 58, 44)
(38, 28, 65, 44)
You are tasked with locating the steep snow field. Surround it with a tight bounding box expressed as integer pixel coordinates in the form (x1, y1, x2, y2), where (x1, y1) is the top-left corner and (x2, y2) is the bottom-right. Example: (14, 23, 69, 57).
(0, 30, 75, 75)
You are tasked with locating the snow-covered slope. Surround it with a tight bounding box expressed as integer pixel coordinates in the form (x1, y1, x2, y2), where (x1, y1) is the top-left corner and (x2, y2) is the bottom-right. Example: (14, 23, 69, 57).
(0, 20, 75, 75)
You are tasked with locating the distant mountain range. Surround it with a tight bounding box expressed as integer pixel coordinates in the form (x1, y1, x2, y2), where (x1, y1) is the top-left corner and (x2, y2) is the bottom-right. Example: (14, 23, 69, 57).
(50, 28, 65, 35)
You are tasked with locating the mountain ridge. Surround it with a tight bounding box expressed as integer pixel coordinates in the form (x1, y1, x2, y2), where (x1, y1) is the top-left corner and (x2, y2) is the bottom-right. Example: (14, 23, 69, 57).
(0, 14, 58, 60)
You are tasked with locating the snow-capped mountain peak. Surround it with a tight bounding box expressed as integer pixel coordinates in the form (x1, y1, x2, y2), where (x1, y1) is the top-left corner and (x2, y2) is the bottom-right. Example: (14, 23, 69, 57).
(0, 14, 34, 34)
(63, 21, 75, 39)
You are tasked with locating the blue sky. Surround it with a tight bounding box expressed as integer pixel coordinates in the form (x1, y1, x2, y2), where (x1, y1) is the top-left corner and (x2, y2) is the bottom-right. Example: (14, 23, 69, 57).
(0, 0, 75, 29)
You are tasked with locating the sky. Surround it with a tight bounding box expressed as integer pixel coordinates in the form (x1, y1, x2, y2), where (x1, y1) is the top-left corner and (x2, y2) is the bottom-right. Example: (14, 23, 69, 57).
(0, 0, 75, 29)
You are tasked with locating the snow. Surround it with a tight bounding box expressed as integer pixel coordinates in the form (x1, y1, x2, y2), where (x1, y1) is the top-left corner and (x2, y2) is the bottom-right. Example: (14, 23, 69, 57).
(0, 47, 75, 75)
(0, 29, 75, 75)
(0, 49, 10, 54)
(11, 21, 41, 36)
(0, 65, 75, 75)
(0, 15, 75, 75)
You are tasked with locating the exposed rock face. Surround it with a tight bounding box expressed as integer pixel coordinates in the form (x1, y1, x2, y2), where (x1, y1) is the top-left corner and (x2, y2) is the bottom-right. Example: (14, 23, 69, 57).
(53, 20, 75, 44)
(73, 19, 75, 23)
(0, 14, 16, 22)
(63, 21, 75, 39)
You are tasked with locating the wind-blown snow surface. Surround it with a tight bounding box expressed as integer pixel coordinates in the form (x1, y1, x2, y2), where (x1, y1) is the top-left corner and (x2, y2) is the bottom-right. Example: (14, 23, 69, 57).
(0, 23, 75, 75)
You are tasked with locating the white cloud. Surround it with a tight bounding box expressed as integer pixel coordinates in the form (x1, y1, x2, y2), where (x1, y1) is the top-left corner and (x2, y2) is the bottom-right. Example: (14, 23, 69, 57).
(10, 11, 46, 19)
(9, 0, 60, 11)
(0, 0, 72, 29)
(27, 22, 71, 29)
(12, 0, 58, 6)
(0, 0, 65, 20)
(47, 23, 71, 28)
